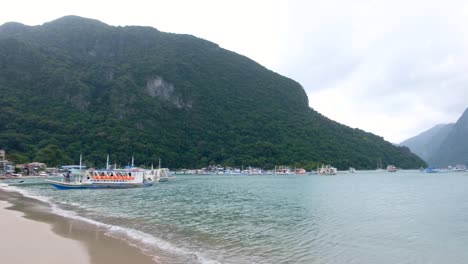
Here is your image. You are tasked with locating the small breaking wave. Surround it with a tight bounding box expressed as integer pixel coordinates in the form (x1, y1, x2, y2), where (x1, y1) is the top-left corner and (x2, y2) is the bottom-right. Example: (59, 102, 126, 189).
(0, 184, 219, 264)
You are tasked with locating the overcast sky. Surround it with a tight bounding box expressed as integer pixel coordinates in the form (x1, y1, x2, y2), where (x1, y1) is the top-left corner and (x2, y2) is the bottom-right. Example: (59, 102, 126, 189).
(3, 0, 468, 143)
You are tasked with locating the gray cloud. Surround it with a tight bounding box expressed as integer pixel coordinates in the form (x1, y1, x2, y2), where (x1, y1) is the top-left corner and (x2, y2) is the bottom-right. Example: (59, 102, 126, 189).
(272, 0, 468, 142)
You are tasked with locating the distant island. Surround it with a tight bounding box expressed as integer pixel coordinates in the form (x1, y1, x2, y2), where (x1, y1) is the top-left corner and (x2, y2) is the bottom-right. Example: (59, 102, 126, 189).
(0, 16, 424, 170)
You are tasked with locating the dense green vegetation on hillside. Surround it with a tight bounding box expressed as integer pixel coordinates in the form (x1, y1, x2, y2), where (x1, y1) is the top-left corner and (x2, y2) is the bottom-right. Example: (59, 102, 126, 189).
(0, 16, 425, 169)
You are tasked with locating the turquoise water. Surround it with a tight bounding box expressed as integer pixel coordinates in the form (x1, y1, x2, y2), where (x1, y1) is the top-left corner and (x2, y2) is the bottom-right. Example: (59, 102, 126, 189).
(5, 171, 468, 263)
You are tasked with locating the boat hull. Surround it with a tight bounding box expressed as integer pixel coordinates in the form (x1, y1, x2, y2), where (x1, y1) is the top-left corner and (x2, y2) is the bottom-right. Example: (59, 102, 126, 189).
(46, 180, 154, 190)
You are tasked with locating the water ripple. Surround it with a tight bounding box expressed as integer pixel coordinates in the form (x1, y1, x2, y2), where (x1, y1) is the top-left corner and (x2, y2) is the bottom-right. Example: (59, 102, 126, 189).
(11, 172, 468, 263)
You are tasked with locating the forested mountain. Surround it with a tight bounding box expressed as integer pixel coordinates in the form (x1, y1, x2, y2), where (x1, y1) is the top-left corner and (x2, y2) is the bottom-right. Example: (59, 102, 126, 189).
(400, 123, 454, 162)
(428, 108, 468, 167)
(0, 16, 424, 169)
(401, 107, 468, 167)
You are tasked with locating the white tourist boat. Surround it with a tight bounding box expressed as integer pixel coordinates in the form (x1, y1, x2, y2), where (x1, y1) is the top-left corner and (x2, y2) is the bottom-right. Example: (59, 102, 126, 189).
(318, 165, 337, 175)
(294, 168, 307, 174)
(156, 168, 175, 182)
(450, 164, 466, 172)
(46, 155, 156, 189)
(46, 168, 156, 189)
(387, 165, 398, 172)
(146, 167, 174, 182)
(275, 166, 292, 175)
(146, 158, 175, 182)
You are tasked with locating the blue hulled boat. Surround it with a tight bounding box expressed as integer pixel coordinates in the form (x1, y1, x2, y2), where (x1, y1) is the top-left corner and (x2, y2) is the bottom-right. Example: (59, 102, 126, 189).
(46, 167, 156, 190)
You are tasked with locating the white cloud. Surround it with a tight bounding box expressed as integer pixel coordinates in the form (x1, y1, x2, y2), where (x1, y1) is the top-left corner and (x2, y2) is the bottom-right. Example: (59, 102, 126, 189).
(275, 0, 468, 142)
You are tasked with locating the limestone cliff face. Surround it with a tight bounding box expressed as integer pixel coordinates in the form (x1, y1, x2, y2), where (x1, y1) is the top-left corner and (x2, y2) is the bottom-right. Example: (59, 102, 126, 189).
(146, 76, 191, 109)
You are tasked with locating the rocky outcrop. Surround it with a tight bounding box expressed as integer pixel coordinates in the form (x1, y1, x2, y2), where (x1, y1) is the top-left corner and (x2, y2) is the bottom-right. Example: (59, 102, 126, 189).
(146, 76, 191, 109)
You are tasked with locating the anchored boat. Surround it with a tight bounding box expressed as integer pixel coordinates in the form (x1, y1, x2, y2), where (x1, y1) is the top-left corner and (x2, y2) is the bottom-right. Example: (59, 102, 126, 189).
(318, 165, 338, 175)
(387, 165, 398, 172)
(46, 168, 156, 189)
(147, 158, 175, 182)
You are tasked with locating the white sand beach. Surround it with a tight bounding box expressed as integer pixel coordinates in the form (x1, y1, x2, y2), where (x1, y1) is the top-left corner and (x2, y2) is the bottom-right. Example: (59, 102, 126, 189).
(0, 200, 90, 264)
(0, 189, 157, 264)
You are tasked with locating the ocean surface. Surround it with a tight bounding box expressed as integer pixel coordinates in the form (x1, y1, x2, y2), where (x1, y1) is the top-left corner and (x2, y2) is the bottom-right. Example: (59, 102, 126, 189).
(3, 170, 468, 264)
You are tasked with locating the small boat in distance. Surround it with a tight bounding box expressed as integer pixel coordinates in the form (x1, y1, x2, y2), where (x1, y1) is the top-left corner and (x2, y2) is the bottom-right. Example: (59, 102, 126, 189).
(450, 164, 466, 172)
(318, 165, 337, 175)
(146, 167, 174, 182)
(294, 168, 307, 174)
(425, 167, 444, 173)
(275, 166, 292, 175)
(387, 165, 398, 172)
(149, 158, 175, 182)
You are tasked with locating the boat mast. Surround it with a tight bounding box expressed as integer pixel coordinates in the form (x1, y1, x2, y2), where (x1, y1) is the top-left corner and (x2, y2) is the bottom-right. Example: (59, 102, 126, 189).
(131, 156, 134, 167)
(106, 154, 109, 170)
(79, 154, 83, 182)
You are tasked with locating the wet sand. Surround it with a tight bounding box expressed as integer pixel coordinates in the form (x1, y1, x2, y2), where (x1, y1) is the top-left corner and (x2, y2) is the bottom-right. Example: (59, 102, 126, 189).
(0, 189, 156, 264)
(0, 200, 89, 264)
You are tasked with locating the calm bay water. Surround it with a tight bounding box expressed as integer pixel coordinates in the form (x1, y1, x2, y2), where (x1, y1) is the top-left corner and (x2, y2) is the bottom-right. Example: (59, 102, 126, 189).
(5, 170, 468, 263)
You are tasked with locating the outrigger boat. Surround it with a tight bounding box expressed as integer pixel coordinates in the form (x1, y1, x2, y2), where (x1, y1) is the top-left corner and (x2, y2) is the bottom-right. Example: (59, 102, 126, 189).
(144, 158, 175, 182)
(46, 155, 156, 190)
(153, 167, 174, 182)
(46, 168, 156, 190)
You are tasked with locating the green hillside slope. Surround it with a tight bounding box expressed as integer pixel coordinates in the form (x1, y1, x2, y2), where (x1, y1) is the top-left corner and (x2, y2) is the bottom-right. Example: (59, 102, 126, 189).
(0, 16, 425, 169)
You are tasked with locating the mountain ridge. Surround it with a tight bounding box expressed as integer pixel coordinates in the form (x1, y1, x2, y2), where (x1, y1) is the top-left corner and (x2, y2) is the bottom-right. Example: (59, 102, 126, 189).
(0, 16, 424, 169)
(428, 108, 468, 167)
(401, 107, 468, 167)
(400, 123, 454, 162)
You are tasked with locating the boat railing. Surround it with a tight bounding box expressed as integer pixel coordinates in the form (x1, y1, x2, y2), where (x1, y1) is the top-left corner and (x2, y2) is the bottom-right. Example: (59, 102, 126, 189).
(91, 175, 135, 181)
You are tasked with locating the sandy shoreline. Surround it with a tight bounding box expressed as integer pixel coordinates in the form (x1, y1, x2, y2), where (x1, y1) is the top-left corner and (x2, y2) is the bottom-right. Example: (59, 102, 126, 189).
(0, 200, 90, 264)
(0, 189, 156, 264)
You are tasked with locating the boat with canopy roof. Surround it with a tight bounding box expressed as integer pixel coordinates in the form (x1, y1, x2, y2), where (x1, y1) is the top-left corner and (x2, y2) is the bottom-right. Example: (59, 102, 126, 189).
(45, 155, 156, 189)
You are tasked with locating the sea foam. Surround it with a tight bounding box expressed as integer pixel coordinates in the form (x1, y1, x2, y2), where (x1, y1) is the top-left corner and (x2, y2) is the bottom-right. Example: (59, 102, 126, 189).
(0, 185, 219, 264)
